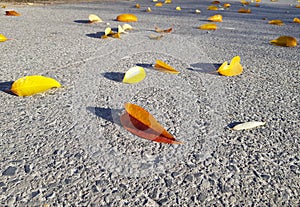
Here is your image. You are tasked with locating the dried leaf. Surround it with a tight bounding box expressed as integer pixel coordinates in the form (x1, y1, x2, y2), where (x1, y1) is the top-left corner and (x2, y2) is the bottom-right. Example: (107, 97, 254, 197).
(149, 34, 164, 40)
(293, 17, 300, 23)
(268, 19, 284, 26)
(146, 7, 152, 12)
(112, 32, 121, 38)
(270, 36, 297, 47)
(118, 25, 127, 34)
(88, 14, 102, 23)
(232, 121, 266, 130)
(5, 10, 21, 16)
(238, 8, 251, 13)
(223, 3, 231, 8)
(1, 5, 6, 8)
(0, 34, 8, 42)
(208, 14, 223, 22)
(155, 26, 172, 33)
(176, 6, 181, 11)
(212, 1, 220, 4)
(241, 0, 250, 5)
(122, 23, 134, 31)
(11, 75, 61, 97)
(207, 5, 219, 10)
(217, 56, 243, 76)
(122, 66, 146, 84)
(116, 14, 138, 22)
(155, 2, 163, 6)
(198, 23, 217, 30)
(120, 103, 182, 144)
(296, 4, 300, 8)
(154, 60, 180, 74)
(135, 3, 140, 8)
(104, 27, 113, 36)
(195, 9, 201, 14)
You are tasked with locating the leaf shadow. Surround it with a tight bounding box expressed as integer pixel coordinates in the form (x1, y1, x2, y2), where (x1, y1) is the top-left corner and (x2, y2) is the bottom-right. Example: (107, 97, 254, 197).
(74, 20, 90, 24)
(187, 63, 222, 76)
(87, 106, 122, 126)
(227, 121, 243, 129)
(86, 32, 104, 39)
(0, 81, 15, 96)
(136, 63, 153, 69)
(102, 72, 125, 82)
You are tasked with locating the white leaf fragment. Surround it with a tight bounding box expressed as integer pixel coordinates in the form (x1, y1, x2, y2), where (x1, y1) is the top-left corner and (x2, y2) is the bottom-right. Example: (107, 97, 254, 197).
(232, 121, 266, 130)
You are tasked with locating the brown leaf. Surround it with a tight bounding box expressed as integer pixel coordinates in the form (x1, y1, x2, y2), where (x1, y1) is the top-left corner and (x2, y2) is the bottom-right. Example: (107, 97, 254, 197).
(120, 103, 182, 144)
(155, 26, 173, 33)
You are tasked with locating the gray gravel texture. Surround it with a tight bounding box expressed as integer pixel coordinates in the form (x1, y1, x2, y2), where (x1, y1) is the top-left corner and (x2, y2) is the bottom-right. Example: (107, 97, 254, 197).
(1, 0, 299, 206)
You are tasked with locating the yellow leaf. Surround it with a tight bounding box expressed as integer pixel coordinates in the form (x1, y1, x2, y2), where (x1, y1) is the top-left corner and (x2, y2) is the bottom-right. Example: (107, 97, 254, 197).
(116, 14, 138, 22)
(146, 7, 152, 12)
(155, 2, 163, 6)
(165, 0, 172, 3)
(104, 27, 113, 36)
(154, 60, 180, 74)
(0, 34, 8, 42)
(241, 0, 250, 5)
(122, 23, 133, 31)
(268, 19, 284, 26)
(123, 66, 146, 84)
(112, 32, 121, 38)
(207, 14, 223, 22)
(217, 56, 243, 76)
(198, 23, 217, 30)
(11, 75, 61, 97)
(270, 36, 297, 47)
(118, 25, 127, 34)
(5, 10, 21, 16)
(207, 5, 219, 10)
(135, 3, 140, 8)
(1, 5, 6, 8)
(153, 0, 158, 2)
(223, 3, 231, 8)
(238, 8, 251, 13)
(88, 14, 102, 23)
(176, 6, 181, 10)
(101, 35, 109, 39)
(293, 17, 300, 23)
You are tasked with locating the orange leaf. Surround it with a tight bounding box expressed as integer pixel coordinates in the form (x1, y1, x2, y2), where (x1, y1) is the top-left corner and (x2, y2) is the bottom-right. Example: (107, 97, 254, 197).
(238, 8, 251, 13)
(223, 3, 231, 8)
(116, 14, 138, 22)
(270, 36, 297, 47)
(207, 14, 223, 22)
(154, 60, 180, 74)
(5, 10, 21, 16)
(155, 26, 172, 33)
(120, 103, 182, 144)
(198, 23, 217, 30)
(293, 17, 300, 23)
(296, 4, 300, 8)
(217, 56, 243, 76)
(268, 19, 284, 25)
